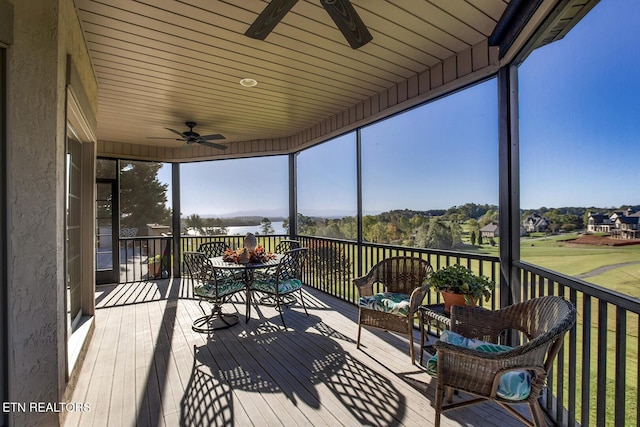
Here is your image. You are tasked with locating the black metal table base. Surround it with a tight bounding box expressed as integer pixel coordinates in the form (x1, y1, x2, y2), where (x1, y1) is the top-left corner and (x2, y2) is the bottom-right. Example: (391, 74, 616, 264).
(192, 313, 239, 333)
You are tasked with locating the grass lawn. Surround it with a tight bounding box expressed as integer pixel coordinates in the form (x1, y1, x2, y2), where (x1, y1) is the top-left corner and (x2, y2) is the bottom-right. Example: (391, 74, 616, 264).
(464, 233, 640, 295)
(463, 232, 640, 425)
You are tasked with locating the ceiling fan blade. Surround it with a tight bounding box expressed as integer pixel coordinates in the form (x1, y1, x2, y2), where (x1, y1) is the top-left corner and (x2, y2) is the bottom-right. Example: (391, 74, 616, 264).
(199, 133, 225, 141)
(147, 137, 182, 140)
(320, 0, 372, 49)
(166, 128, 186, 138)
(245, 0, 299, 40)
(197, 140, 228, 150)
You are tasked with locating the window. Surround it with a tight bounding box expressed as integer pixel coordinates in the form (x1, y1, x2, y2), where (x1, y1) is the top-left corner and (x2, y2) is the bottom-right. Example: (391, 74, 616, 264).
(361, 80, 498, 250)
(296, 133, 357, 239)
(518, 1, 640, 294)
(119, 160, 172, 236)
(180, 156, 288, 236)
(66, 136, 82, 333)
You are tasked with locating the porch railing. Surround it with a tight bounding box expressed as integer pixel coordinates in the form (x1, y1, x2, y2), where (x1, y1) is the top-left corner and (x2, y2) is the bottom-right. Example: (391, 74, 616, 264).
(113, 233, 639, 426)
(117, 236, 172, 283)
(514, 260, 640, 427)
(295, 235, 501, 308)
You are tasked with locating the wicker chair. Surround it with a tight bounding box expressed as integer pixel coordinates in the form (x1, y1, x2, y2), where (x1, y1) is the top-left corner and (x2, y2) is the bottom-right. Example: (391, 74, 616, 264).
(433, 295, 577, 427)
(197, 241, 228, 258)
(250, 247, 309, 327)
(183, 251, 246, 333)
(354, 256, 433, 364)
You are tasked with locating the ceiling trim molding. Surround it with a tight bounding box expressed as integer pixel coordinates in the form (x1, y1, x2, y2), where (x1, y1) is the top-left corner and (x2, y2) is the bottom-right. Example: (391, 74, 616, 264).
(287, 40, 500, 153)
(512, 0, 600, 65)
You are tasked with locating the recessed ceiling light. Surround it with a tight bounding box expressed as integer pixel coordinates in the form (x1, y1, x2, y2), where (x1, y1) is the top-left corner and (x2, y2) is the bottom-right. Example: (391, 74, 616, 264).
(239, 78, 258, 87)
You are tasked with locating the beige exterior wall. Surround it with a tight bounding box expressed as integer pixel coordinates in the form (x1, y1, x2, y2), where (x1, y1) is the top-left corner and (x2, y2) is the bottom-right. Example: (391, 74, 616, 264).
(4, 0, 97, 425)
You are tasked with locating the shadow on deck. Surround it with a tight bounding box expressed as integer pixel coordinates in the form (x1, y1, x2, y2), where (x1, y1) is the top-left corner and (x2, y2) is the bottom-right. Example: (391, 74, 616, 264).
(68, 279, 529, 426)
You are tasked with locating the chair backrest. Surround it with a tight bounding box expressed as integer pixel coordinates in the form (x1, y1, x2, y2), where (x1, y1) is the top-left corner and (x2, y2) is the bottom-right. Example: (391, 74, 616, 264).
(367, 256, 433, 295)
(276, 247, 308, 281)
(274, 239, 301, 254)
(120, 227, 138, 237)
(184, 251, 216, 286)
(197, 241, 227, 258)
(451, 295, 576, 369)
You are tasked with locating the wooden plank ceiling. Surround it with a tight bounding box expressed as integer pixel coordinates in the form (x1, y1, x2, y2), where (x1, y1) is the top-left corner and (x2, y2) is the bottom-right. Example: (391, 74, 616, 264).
(75, 0, 509, 149)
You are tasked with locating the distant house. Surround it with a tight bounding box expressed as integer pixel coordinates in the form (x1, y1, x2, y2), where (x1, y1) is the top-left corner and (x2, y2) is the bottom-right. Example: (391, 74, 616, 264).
(609, 210, 626, 223)
(480, 222, 499, 238)
(587, 212, 612, 233)
(523, 213, 550, 233)
(612, 211, 640, 239)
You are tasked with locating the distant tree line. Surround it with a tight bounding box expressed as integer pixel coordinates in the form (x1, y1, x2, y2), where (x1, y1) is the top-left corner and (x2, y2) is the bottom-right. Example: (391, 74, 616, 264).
(288, 203, 639, 250)
(290, 203, 499, 250)
(126, 159, 639, 247)
(182, 214, 228, 236)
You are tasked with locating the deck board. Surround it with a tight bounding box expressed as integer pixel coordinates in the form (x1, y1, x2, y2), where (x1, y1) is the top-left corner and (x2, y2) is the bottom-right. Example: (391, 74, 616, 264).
(67, 279, 529, 426)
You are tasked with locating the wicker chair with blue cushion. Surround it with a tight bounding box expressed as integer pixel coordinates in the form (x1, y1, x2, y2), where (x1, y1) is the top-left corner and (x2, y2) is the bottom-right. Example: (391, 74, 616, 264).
(184, 251, 246, 333)
(250, 247, 308, 327)
(354, 256, 433, 364)
(197, 241, 228, 258)
(432, 295, 576, 427)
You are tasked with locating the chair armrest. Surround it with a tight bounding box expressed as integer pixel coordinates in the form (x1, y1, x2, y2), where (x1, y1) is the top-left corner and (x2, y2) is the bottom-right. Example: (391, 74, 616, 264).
(409, 284, 429, 315)
(353, 272, 375, 297)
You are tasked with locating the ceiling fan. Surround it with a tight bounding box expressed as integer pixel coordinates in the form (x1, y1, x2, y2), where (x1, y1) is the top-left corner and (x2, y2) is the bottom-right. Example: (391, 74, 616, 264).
(245, 0, 373, 49)
(148, 121, 227, 150)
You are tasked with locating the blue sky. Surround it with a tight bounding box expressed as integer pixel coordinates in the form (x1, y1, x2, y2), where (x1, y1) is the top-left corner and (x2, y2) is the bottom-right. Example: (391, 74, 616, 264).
(519, 0, 640, 209)
(163, 1, 639, 217)
(176, 157, 289, 217)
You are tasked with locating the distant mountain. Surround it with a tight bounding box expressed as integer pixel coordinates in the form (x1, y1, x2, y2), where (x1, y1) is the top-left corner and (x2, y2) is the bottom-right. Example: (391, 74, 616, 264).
(200, 208, 288, 218)
(299, 209, 358, 218)
(201, 208, 360, 219)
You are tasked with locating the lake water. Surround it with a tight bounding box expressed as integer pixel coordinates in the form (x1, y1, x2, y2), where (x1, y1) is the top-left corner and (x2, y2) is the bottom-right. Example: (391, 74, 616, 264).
(226, 221, 287, 235)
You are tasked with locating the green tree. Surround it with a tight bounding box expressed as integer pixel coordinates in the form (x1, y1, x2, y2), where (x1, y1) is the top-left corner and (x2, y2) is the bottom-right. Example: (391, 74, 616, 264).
(470, 230, 476, 246)
(120, 161, 171, 232)
(260, 217, 275, 235)
(417, 218, 455, 249)
(323, 222, 344, 239)
(184, 214, 206, 236)
(338, 216, 357, 240)
(297, 213, 316, 235)
(479, 209, 498, 227)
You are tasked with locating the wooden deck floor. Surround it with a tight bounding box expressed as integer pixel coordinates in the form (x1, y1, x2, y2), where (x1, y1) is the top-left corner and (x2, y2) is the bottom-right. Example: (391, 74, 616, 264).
(66, 280, 528, 426)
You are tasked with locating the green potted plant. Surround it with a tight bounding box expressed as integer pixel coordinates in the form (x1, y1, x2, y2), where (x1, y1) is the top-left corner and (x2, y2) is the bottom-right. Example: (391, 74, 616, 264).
(428, 264, 495, 313)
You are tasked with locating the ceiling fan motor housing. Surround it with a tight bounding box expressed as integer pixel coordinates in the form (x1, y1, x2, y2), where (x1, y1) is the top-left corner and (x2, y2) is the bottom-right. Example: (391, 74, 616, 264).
(184, 121, 200, 139)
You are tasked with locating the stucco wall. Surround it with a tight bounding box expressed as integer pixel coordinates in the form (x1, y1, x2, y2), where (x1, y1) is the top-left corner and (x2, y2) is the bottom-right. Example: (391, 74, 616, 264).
(6, 0, 97, 425)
